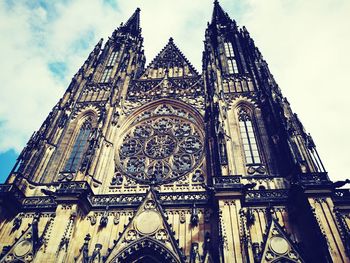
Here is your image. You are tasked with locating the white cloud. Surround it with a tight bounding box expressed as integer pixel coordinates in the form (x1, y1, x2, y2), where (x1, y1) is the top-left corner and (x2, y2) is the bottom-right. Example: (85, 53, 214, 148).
(0, 0, 349, 181)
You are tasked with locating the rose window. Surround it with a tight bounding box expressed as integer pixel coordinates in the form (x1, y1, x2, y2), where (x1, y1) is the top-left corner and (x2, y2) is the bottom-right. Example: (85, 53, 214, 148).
(117, 116, 204, 184)
(145, 134, 176, 159)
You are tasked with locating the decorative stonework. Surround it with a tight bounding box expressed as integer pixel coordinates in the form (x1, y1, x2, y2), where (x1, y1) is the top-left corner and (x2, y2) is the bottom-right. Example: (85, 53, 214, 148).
(260, 219, 304, 263)
(103, 189, 184, 262)
(0, 2, 349, 263)
(116, 104, 204, 185)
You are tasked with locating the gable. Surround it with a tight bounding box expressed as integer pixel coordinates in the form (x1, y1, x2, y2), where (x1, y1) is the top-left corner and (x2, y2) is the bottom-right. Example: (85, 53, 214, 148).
(140, 38, 198, 79)
(260, 219, 304, 263)
(104, 189, 185, 262)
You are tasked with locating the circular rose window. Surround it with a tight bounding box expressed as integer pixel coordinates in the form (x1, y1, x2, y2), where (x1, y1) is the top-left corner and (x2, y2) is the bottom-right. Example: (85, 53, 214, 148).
(117, 115, 204, 184)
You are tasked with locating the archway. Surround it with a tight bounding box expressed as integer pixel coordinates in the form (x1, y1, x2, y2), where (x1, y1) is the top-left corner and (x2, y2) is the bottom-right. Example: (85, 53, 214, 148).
(110, 237, 181, 263)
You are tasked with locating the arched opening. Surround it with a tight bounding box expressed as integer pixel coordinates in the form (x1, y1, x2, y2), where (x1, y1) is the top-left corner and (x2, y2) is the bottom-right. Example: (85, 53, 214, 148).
(63, 119, 92, 172)
(111, 237, 180, 263)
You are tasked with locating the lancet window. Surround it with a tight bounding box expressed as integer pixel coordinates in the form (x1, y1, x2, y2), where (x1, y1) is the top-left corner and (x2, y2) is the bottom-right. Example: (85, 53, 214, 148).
(107, 51, 119, 67)
(224, 42, 238, 74)
(238, 109, 261, 164)
(63, 120, 92, 172)
(100, 68, 113, 83)
(100, 50, 118, 83)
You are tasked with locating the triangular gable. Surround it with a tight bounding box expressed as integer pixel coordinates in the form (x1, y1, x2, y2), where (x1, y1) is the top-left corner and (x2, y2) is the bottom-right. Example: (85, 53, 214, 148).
(104, 188, 185, 262)
(0, 217, 42, 262)
(140, 38, 198, 78)
(260, 218, 304, 263)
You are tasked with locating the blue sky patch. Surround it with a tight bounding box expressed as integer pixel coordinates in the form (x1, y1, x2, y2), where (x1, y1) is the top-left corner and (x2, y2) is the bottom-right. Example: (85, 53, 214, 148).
(71, 29, 96, 53)
(48, 61, 68, 80)
(0, 149, 18, 183)
(103, 0, 119, 10)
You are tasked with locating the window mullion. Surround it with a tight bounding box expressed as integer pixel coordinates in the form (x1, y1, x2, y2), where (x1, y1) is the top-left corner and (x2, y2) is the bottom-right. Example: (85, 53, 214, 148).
(244, 120, 255, 164)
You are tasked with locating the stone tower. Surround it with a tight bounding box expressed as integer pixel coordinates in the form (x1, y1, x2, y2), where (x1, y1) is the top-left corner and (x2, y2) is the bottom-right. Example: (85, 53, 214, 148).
(0, 2, 349, 262)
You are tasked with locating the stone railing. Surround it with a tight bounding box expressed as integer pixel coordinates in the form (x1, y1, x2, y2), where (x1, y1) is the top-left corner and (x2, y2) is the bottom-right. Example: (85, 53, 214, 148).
(56, 181, 92, 195)
(297, 172, 330, 185)
(333, 189, 350, 204)
(22, 197, 56, 210)
(213, 175, 242, 190)
(245, 189, 289, 204)
(89, 194, 145, 208)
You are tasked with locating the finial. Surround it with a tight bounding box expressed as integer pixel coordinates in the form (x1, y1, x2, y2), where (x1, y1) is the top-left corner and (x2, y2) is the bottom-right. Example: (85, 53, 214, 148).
(136, 7, 140, 12)
(169, 37, 174, 42)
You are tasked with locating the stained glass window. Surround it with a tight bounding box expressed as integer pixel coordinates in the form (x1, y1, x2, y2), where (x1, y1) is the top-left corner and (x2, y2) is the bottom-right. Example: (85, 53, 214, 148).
(224, 42, 238, 74)
(63, 121, 92, 172)
(100, 50, 119, 83)
(238, 109, 261, 164)
(100, 68, 113, 83)
(118, 114, 204, 184)
(107, 51, 119, 67)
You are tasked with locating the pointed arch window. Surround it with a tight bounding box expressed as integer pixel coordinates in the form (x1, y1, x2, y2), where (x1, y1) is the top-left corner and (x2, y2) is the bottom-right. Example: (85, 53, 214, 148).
(224, 42, 238, 74)
(63, 120, 92, 172)
(238, 109, 261, 164)
(106, 50, 119, 67)
(100, 50, 118, 83)
(100, 68, 113, 83)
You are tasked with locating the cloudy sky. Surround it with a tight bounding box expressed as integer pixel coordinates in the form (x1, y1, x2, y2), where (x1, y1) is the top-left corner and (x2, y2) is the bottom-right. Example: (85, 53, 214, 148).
(0, 0, 349, 182)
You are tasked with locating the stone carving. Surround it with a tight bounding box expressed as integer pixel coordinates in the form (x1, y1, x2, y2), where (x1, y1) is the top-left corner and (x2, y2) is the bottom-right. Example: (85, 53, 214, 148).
(117, 113, 204, 185)
(113, 213, 120, 225)
(99, 207, 109, 228)
(190, 203, 199, 227)
(189, 242, 201, 263)
(12, 213, 23, 231)
(89, 214, 97, 226)
(179, 211, 186, 224)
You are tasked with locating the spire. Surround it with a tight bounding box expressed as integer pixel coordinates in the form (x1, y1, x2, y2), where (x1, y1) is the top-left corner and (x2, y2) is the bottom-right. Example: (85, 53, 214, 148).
(211, 0, 232, 25)
(121, 7, 141, 36)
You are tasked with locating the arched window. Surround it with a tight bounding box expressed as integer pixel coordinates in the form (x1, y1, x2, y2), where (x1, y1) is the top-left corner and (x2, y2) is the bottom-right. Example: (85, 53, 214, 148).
(100, 49, 119, 83)
(63, 120, 92, 172)
(238, 108, 261, 164)
(224, 42, 239, 74)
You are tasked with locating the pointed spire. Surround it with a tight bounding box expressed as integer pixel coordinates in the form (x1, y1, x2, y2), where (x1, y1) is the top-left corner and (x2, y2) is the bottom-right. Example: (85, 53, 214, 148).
(93, 38, 103, 54)
(211, 0, 233, 25)
(121, 7, 141, 36)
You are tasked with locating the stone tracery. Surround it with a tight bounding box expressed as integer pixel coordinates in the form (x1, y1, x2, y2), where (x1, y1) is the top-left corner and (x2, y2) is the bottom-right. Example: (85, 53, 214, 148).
(117, 104, 204, 184)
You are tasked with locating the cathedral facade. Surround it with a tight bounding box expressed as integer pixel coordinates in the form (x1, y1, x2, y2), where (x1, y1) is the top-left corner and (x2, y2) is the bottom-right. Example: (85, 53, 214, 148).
(0, 1, 349, 262)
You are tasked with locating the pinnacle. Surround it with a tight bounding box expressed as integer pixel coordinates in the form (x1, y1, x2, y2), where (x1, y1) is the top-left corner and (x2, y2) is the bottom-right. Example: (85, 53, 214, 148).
(211, 0, 233, 25)
(120, 7, 141, 36)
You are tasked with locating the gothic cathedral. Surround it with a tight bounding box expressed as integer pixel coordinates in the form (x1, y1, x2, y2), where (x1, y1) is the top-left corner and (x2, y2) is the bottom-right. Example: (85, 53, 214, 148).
(0, 2, 349, 263)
